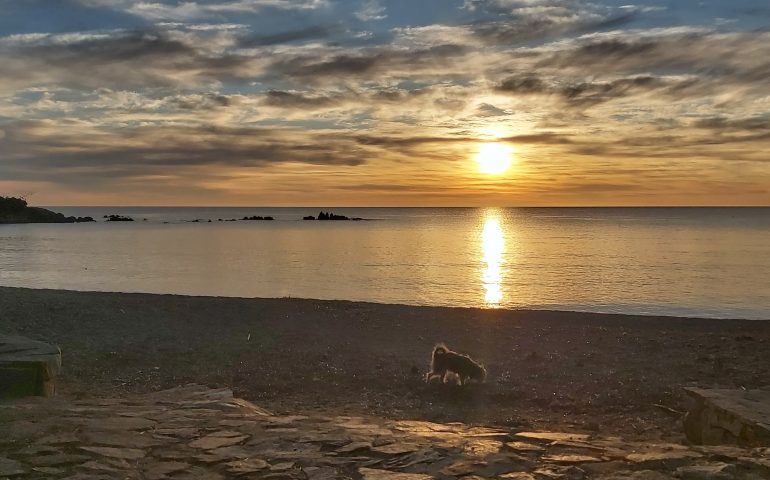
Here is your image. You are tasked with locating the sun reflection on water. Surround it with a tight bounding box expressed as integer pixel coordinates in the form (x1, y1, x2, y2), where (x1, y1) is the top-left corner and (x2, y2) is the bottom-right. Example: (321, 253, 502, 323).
(481, 214, 505, 306)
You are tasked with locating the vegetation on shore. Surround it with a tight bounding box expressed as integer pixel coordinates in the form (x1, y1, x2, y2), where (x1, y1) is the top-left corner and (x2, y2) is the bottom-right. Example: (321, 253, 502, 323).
(0, 196, 94, 224)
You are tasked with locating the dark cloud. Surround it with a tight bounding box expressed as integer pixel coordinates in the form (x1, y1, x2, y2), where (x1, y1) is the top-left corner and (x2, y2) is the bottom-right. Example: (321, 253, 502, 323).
(693, 115, 770, 131)
(496, 73, 670, 107)
(353, 131, 574, 147)
(1, 29, 254, 90)
(238, 25, 333, 47)
(271, 44, 468, 82)
(0, 121, 368, 184)
(263, 90, 345, 108)
(170, 93, 232, 109)
(468, 11, 638, 46)
(500, 133, 574, 145)
(497, 75, 547, 94)
(475, 103, 508, 117)
(354, 134, 466, 147)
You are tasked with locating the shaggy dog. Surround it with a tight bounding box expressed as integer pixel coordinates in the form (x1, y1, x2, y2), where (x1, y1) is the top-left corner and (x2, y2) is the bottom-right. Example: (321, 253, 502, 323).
(425, 343, 486, 385)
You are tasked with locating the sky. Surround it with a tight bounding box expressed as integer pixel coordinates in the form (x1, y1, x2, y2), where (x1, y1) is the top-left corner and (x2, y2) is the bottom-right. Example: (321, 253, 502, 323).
(0, 0, 769, 206)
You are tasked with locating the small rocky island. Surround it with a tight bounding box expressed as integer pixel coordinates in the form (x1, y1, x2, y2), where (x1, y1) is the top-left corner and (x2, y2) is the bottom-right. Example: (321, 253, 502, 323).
(305, 211, 363, 221)
(104, 214, 134, 222)
(0, 196, 94, 224)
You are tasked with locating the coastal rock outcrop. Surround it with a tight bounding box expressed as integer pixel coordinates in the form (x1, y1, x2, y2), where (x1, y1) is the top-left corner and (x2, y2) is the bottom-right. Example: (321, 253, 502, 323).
(0, 196, 94, 224)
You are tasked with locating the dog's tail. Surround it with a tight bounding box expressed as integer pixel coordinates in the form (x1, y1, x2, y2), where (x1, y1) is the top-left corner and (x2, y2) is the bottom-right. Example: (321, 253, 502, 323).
(432, 343, 448, 356)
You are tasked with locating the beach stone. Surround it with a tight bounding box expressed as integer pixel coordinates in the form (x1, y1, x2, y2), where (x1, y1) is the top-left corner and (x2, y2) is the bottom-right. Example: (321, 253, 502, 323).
(499, 473, 536, 480)
(533, 465, 585, 480)
(61, 474, 120, 480)
(28, 453, 91, 467)
(683, 387, 770, 446)
(15, 444, 61, 456)
(0, 456, 26, 477)
(154, 427, 199, 438)
(359, 467, 433, 480)
(515, 432, 591, 443)
(173, 466, 225, 480)
(337, 441, 372, 453)
(579, 460, 630, 475)
(484, 452, 536, 474)
(218, 418, 258, 428)
(542, 454, 603, 464)
(82, 430, 163, 448)
(594, 471, 674, 480)
(371, 442, 422, 455)
(33, 466, 67, 475)
(440, 459, 486, 476)
(464, 439, 503, 456)
(226, 458, 270, 474)
(382, 449, 443, 470)
(79, 459, 131, 474)
(626, 450, 702, 469)
(83, 416, 156, 431)
(36, 432, 81, 444)
(143, 460, 191, 479)
(205, 429, 245, 437)
(675, 463, 738, 480)
(506, 441, 546, 453)
(194, 445, 252, 463)
(303, 466, 338, 480)
(0, 335, 61, 398)
(189, 433, 248, 449)
(80, 446, 147, 460)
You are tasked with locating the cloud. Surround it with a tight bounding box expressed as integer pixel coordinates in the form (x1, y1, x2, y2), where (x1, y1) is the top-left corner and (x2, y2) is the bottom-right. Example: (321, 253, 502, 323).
(79, 0, 328, 20)
(355, 0, 387, 21)
(270, 44, 469, 84)
(496, 73, 675, 107)
(262, 89, 345, 108)
(475, 103, 509, 117)
(693, 115, 770, 131)
(238, 25, 333, 46)
(0, 120, 368, 186)
(0, 27, 275, 92)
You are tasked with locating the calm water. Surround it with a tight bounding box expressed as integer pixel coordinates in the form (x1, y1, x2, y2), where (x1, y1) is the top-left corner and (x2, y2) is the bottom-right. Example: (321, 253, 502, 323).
(1, 207, 769, 319)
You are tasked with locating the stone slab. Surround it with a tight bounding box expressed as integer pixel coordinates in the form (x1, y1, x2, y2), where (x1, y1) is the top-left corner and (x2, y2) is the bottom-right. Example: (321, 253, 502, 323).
(684, 387, 770, 446)
(0, 335, 61, 398)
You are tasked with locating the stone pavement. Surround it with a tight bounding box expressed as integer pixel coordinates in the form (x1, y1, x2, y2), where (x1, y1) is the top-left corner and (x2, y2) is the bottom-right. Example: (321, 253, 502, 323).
(1, 385, 769, 480)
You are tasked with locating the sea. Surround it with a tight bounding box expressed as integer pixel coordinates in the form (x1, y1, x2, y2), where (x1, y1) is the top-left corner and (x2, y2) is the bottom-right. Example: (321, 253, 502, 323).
(1, 207, 768, 319)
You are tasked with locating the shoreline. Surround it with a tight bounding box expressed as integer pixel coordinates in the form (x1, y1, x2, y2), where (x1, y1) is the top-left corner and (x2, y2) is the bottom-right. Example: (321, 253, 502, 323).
(1, 285, 764, 322)
(2, 286, 769, 441)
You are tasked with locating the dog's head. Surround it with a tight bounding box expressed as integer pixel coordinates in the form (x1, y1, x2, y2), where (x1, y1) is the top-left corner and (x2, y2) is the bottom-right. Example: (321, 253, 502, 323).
(432, 343, 448, 357)
(470, 363, 487, 382)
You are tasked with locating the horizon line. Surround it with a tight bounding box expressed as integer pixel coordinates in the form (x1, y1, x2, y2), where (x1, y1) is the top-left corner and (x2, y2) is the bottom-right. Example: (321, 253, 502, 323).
(42, 205, 770, 209)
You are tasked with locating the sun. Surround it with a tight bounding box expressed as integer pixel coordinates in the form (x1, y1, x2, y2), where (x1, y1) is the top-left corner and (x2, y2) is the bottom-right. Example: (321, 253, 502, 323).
(475, 142, 513, 174)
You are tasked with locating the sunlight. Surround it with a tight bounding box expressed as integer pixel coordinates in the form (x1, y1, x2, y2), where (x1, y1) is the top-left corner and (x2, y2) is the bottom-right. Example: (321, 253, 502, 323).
(475, 142, 513, 175)
(481, 214, 505, 305)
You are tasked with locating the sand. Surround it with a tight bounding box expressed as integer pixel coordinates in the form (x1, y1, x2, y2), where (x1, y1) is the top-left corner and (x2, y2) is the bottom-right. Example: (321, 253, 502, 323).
(1, 286, 768, 440)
